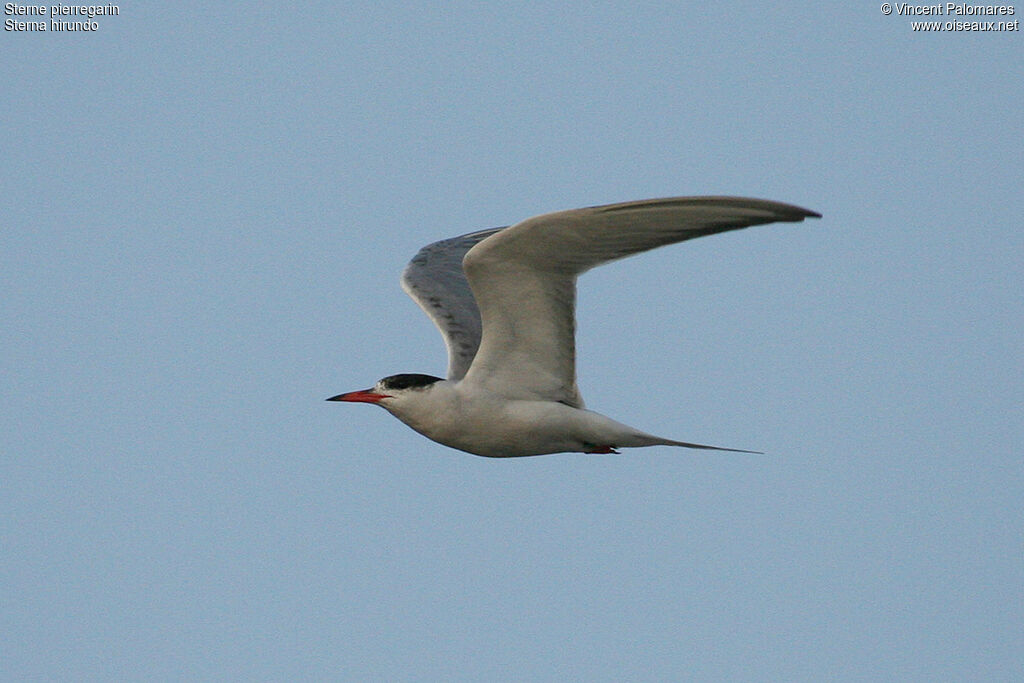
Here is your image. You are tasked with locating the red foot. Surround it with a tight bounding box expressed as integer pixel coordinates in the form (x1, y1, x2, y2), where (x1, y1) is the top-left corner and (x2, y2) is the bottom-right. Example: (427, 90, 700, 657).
(585, 445, 620, 454)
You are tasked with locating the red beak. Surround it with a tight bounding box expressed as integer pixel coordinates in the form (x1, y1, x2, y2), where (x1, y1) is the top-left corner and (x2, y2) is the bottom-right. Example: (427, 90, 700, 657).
(326, 389, 390, 403)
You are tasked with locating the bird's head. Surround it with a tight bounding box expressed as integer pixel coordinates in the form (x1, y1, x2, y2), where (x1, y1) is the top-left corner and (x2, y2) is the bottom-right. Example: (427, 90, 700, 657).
(326, 373, 444, 412)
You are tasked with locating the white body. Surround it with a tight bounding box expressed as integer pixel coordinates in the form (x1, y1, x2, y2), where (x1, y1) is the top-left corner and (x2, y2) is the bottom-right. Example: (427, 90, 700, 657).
(330, 196, 820, 457)
(378, 380, 686, 457)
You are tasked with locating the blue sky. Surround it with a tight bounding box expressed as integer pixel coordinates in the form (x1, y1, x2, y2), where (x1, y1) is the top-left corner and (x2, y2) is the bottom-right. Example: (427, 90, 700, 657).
(3, 2, 1022, 680)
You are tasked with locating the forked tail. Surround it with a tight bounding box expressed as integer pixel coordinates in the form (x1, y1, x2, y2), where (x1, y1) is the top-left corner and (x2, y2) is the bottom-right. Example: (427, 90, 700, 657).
(659, 438, 763, 454)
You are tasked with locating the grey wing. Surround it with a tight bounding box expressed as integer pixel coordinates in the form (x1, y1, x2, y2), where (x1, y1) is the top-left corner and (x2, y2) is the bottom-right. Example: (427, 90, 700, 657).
(460, 197, 820, 405)
(400, 227, 507, 380)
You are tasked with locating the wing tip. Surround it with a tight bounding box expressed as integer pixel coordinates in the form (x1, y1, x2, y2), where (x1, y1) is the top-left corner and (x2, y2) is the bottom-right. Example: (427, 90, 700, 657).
(592, 196, 821, 222)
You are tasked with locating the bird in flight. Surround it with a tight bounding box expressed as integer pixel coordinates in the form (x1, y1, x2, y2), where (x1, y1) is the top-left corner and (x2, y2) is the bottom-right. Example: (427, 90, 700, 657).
(328, 196, 820, 457)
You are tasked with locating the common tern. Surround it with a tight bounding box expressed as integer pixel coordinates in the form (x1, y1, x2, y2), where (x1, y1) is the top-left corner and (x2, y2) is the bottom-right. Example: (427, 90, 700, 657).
(329, 196, 820, 457)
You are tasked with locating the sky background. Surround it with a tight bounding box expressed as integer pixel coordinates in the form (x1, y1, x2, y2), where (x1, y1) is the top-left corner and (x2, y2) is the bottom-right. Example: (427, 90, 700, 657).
(3, 2, 1022, 680)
